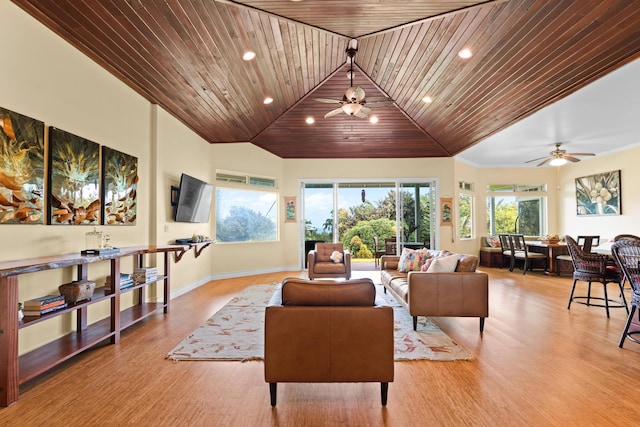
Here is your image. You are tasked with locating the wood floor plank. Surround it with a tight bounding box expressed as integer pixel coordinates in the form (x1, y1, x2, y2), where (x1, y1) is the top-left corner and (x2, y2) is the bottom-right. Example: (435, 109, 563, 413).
(1, 268, 639, 426)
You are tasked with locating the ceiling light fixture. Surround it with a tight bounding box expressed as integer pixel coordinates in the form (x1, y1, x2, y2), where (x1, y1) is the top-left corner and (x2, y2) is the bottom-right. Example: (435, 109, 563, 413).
(263, 97, 273, 104)
(242, 51, 256, 61)
(369, 116, 379, 124)
(341, 103, 362, 116)
(549, 157, 568, 166)
(305, 117, 314, 124)
(458, 49, 472, 59)
(422, 96, 432, 103)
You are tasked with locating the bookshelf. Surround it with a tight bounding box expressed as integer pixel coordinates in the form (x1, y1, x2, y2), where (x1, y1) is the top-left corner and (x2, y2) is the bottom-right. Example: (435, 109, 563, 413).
(0, 244, 187, 407)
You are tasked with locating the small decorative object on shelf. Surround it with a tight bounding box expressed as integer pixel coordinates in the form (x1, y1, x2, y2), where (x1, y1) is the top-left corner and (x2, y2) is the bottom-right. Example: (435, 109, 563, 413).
(58, 280, 96, 303)
(82, 227, 119, 255)
(132, 267, 158, 285)
(18, 303, 24, 321)
(192, 234, 210, 243)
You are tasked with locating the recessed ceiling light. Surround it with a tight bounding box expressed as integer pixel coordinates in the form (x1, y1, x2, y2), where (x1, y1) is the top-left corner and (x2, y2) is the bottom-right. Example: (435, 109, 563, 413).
(242, 51, 256, 61)
(422, 96, 433, 103)
(458, 49, 472, 59)
(263, 97, 273, 104)
(369, 116, 379, 124)
(306, 117, 314, 124)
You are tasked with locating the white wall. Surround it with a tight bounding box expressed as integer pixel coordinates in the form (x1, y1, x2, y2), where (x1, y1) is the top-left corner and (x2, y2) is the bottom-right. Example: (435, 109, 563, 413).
(557, 145, 640, 241)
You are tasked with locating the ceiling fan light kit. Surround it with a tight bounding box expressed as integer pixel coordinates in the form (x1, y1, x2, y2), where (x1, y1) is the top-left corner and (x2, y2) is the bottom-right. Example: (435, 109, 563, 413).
(314, 38, 392, 120)
(525, 142, 595, 167)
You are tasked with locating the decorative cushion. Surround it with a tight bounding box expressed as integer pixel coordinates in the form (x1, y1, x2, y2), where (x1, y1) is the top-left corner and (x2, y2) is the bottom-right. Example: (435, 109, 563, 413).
(420, 258, 434, 271)
(330, 250, 343, 263)
(398, 248, 432, 272)
(486, 236, 501, 247)
(426, 253, 460, 273)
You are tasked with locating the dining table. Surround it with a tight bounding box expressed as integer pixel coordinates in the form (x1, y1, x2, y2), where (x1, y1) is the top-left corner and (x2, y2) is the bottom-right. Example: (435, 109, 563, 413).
(525, 240, 569, 275)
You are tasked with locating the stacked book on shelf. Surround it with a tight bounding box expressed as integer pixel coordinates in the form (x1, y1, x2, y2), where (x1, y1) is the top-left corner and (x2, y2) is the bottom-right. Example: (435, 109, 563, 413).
(105, 273, 134, 291)
(132, 267, 158, 285)
(23, 295, 68, 317)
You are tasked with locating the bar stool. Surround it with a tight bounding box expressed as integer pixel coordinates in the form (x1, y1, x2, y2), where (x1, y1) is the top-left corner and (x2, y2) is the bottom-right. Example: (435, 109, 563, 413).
(556, 235, 600, 276)
(611, 239, 640, 347)
(566, 235, 628, 318)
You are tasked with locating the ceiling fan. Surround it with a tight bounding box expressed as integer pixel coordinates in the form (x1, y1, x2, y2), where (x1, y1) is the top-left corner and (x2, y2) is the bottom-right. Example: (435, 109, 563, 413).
(525, 142, 595, 166)
(314, 40, 393, 119)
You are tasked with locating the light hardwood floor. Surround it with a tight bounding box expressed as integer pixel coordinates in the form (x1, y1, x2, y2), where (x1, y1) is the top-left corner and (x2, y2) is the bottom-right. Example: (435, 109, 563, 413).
(2, 268, 639, 426)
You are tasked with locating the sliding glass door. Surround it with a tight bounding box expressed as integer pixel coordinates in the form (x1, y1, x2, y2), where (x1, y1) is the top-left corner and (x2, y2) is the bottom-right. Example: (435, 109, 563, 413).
(301, 179, 436, 268)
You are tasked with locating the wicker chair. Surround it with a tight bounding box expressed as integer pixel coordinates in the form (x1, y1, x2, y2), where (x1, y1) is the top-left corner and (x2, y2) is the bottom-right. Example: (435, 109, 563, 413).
(611, 239, 640, 347)
(565, 235, 628, 318)
(556, 235, 600, 276)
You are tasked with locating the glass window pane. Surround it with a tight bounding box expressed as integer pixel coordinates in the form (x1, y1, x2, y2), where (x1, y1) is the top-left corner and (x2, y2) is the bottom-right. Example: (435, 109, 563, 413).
(459, 194, 473, 239)
(215, 188, 277, 242)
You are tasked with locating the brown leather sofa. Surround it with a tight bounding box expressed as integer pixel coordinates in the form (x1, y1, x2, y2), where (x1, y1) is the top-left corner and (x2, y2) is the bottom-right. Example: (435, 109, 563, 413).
(307, 242, 351, 279)
(380, 252, 489, 332)
(264, 277, 394, 406)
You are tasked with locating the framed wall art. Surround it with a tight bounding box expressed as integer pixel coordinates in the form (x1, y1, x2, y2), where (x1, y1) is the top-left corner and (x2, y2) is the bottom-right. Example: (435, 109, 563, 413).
(440, 197, 453, 226)
(48, 127, 100, 225)
(102, 146, 138, 225)
(575, 169, 620, 216)
(0, 107, 45, 224)
(284, 196, 296, 222)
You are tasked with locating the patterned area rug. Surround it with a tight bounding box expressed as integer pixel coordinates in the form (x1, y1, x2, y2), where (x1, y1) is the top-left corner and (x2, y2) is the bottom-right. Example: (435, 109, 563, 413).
(166, 283, 472, 362)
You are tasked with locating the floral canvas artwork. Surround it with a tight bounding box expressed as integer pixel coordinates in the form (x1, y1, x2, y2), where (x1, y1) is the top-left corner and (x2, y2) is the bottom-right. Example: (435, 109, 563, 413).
(575, 170, 620, 216)
(102, 146, 138, 225)
(48, 127, 100, 224)
(0, 107, 45, 224)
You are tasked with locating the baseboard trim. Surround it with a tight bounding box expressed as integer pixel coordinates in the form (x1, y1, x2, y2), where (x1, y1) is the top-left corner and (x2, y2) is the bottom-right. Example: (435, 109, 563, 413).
(169, 265, 300, 300)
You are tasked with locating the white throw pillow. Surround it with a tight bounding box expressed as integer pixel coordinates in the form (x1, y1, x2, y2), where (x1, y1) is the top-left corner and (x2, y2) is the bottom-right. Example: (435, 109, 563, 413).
(330, 250, 343, 263)
(426, 253, 459, 273)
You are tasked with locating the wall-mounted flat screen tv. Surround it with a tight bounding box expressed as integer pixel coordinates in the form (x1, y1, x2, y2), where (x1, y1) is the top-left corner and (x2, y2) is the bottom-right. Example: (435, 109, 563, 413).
(173, 173, 214, 223)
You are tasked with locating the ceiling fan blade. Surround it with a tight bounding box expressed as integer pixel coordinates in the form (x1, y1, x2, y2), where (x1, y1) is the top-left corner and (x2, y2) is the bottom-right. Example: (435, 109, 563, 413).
(536, 158, 552, 167)
(324, 107, 344, 118)
(564, 155, 582, 163)
(355, 106, 372, 119)
(314, 98, 342, 104)
(525, 156, 551, 163)
(565, 152, 595, 157)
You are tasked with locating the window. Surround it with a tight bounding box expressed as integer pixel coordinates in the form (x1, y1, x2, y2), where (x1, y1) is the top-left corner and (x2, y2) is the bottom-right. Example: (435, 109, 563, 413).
(459, 193, 473, 239)
(486, 184, 546, 236)
(215, 187, 278, 242)
(216, 170, 277, 188)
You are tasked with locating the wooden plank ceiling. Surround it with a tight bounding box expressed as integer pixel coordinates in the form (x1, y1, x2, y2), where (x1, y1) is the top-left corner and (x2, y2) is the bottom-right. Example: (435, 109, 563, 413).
(12, 0, 640, 159)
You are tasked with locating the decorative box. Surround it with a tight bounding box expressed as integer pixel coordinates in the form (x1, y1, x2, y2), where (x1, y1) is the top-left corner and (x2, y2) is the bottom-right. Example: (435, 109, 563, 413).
(58, 280, 96, 303)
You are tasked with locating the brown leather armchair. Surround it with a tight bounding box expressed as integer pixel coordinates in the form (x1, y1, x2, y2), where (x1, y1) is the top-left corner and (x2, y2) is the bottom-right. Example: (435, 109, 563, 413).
(307, 242, 351, 279)
(264, 278, 394, 406)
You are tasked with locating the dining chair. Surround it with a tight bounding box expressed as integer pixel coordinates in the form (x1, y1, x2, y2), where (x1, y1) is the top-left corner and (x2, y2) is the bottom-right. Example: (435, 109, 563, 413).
(509, 234, 547, 274)
(613, 234, 640, 243)
(556, 235, 600, 276)
(565, 235, 627, 318)
(498, 234, 513, 269)
(373, 236, 386, 267)
(384, 237, 397, 256)
(610, 239, 640, 347)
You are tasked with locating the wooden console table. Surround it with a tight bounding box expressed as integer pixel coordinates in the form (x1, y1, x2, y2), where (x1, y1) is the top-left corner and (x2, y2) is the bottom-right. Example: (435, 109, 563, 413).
(0, 244, 186, 407)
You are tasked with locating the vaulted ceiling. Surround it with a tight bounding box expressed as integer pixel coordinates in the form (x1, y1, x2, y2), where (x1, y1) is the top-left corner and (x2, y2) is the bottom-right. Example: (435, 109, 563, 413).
(13, 0, 640, 159)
